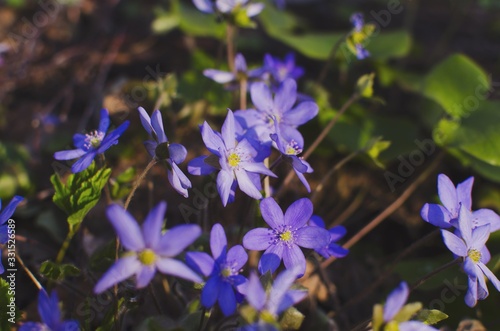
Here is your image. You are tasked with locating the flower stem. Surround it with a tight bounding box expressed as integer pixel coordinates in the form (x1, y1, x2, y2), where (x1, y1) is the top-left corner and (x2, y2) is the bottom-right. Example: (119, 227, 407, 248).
(317, 32, 350, 85)
(55, 229, 76, 264)
(411, 257, 462, 291)
(226, 23, 236, 72)
(240, 78, 247, 110)
(124, 159, 157, 211)
(16, 253, 42, 290)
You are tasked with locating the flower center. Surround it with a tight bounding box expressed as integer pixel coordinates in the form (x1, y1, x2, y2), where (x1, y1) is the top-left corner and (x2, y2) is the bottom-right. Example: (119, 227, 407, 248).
(138, 249, 156, 266)
(228, 152, 241, 167)
(155, 142, 170, 160)
(84, 130, 104, 150)
(285, 140, 302, 156)
(221, 267, 232, 278)
(280, 230, 293, 242)
(468, 249, 482, 263)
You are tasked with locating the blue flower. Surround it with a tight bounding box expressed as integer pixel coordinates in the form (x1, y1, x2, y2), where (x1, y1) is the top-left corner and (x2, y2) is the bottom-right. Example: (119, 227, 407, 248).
(308, 216, 349, 259)
(204, 53, 265, 88)
(138, 107, 192, 198)
(94, 202, 202, 293)
(373, 282, 438, 331)
(243, 198, 330, 276)
(0, 195, 23, 274)
(248, 78, 318, 146)
(441, 204, 500, 307)
(348, 13, 371, 60)
(54, 109, 129, 173)
(186, 223, 248, 316)
(188, 109, 276, 206)
(237, 267, 307, 330)
(18, 289, 80, 331)
(421, 174, 500, 232)
(193, 0, 264, 17)
(269, 118, 312, 192)
(263, 53, 304, 86)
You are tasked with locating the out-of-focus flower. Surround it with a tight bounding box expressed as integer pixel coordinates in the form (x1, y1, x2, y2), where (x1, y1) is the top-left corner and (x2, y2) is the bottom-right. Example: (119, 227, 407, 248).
(243, 197, 330, 276)
(18, 289, 80, 331)
(54, 109, 129, 173)
(204, 53, 265, 88)
(138, 107, 191, 198)
(186, 223, 248, 316)
(193, 0, 264, 17)
(0, 196, 23, 274)
(94, 202, 202, 293)
(263, 53, 304, 86)
(308, 216, 348, 259)
(346, 13, 373, 60)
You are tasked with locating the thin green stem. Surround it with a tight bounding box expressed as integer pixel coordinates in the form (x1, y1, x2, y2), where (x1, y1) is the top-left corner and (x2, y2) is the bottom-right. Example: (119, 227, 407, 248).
(411, 257, 462, 291)
(317, 32, 350, 85)
(55, 229, 75, 264)
(226, 23, 236, 72)
(124, 159, 157, 211)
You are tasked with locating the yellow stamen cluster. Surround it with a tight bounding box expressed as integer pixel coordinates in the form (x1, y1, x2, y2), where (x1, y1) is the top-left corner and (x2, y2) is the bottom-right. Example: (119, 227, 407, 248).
(228, 152, 241, 167)
(468, 249, 481, 263)
(138, 249, 157, 266)
(280, 230, 293, 242)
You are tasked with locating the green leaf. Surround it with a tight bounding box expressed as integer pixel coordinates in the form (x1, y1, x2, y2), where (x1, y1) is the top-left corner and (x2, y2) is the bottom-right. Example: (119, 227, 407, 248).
(365, 30, 412, 60)
(393, 302, 422, 323)
(40, 260, 81, 281)
(423, 54, 490, 118)
(51, 162, 111, 233)
(356, 73, 376, 98)
(151, 11, 180, 34)
(110, 167, 136, 200)
(96, 297, 126, 331)
(279, 307, 305, 330)
(366, 137, 392, 168)
(0, 278, 19, 328)
(0, 142, 33, 198)
(414, 309, 449, 325)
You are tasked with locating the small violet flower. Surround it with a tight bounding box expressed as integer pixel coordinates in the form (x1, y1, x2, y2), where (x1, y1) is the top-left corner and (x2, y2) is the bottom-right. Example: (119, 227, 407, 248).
(19, 289, 80, 331)
(263, 53, 304, 86)
(94, 202, 202, 293)
(193, 0, 264, 18)
(248, 78, 318, 146)
(243, 197, 330, 276)
(238, 267, 307, 330)
(372, 282, 438, 331)
(270, 119, 312, 192)
(421, 174, 500, 232)
(186, 223, 248, 316)
(0, 195, 23, 274)
(348, 13, 371, 60)
(188, 109, 276, 206)
(54, 109, 129, 173)
(308, 216, 349, 259)
(441, 204, 500, 307)
(138, 107, 192, 198)
(204, 53, 265, 88)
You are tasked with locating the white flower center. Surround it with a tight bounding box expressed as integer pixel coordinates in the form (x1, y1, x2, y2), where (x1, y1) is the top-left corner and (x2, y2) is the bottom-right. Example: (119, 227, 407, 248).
(84, 130, 104, 150)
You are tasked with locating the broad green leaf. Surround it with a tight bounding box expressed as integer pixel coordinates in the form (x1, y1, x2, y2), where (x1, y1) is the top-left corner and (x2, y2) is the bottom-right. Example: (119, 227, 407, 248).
(0, 278, 19, 328)
(151, 12, 180, 34)
(423, 54, 490, 118)
(51, 162, 111, 232)
(414, 309, 448, 325)
(365, 30, 412, 60)
(110, 167, 136, 200)
(40, 260, 81, 281)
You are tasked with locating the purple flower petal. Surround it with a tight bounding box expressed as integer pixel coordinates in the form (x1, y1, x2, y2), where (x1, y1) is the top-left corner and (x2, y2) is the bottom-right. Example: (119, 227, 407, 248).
(246, 3, 264, 17)
(73, 133, 87, 149)
(234, 53, 247, 73)
(71, 151, 96, 173)
(456, 176, 474, 210)
(186, 252, 215, 277)
(440, 230, 467, 257)
(480, 245, 491, 264)
(259, 244, 284, 274)
(193, 0, 214, 13)
(438, 174, 458, 216)
(97, 120, 129, 154)
(136, 265, 156, 288)
(59, 321, 80, 331)
(295, 226, 330, 249)
(478, 262, 500, 292)
(463, 258, 480, 279)
(94, 256, 141, 294)
(240, 162, 276, 177)
(267, 267, 301, 315)
(210, 223, 228, 260)
(283, 101, 318, 126)
(0, 196, 23, 225)
(284, 198, 313, 229)
(383, 282, 409, 322)
(235, 169, 262, 200)
(218, 281, 237, 316)
(106, 204, 145, 251)
(144, 140, 157, 158)
(227, 245, 248, 270)
(282, 244, 306, 276)
(260, 198, 286, 229)
(472, 208, 500, 232)
(328, 244, 349, 258)
(243, 228, 273, 251)
(142, 201, 167, 250)
(245, 272, 266, 311)
(188, 156, 217, 175)
(201, 121, 225, 156)
(309, 215, 325, 228)
(138, 107, 153, 137)
(329, 226, 347, 241)
(217, 170, 234, 206)
(151, 110, 167, 143)
(54, 149, 86, 161)
(202, 276, 221, 307)
(465, 276, 478, 307)
(156, 224, 201, 256)
(420, 203, 452, 228)
(251, 82, 273, 112)
(222, 110, 236, 150)
(169, 162, 191, 198)
(98, 109, 110, 133)
(471, 224, 490, 250)
(399, 321, 439, 331)
(275, 79, 297, 113)
(276, 289, 307, 315)
(169, 143, 188, 164)
(38, 290, 59, 327)
(458, 204, 473, 246)
(204, 69, 235, 84)
(294, 169, 311, 192)
(156, 257, 202, 283)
